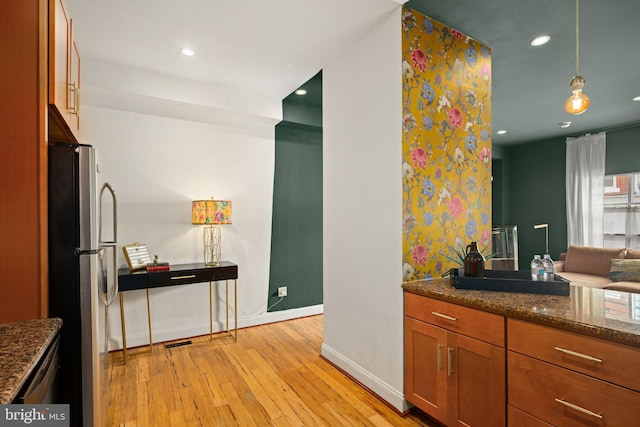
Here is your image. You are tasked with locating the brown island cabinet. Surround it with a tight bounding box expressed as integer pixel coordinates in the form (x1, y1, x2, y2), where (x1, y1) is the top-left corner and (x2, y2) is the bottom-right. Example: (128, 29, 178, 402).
(404, 292, 505, 426)
(403, 280, 640, 427)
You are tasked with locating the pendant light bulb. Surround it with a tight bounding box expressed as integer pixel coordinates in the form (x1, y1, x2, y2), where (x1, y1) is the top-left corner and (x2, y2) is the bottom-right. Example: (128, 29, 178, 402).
(565, 75, 590, 115)
(565, 0, 590, 115)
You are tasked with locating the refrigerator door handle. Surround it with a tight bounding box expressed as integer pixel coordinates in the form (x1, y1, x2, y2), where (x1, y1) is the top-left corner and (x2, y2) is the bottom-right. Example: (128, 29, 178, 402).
(99, 183, 118, 244)
(98, 248, 118, 306)
(98, 248, 108, 294)
(99, 182, 119, 306)
(76, 248, 102, 255)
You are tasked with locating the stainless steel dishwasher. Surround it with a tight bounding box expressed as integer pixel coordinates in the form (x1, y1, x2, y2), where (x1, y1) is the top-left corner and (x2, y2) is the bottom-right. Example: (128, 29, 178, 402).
(13, 333, 61, 404)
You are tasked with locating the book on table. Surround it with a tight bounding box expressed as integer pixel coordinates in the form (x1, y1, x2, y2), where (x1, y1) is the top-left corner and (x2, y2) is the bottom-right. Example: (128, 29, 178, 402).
(146, 262, 169, 272)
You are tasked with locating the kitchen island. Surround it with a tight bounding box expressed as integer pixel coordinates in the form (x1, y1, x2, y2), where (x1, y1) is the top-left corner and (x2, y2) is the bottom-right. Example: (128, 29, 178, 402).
(403, 277, 640, 347)
(0, 318, 62, 404)
(403, 278, 640, 426)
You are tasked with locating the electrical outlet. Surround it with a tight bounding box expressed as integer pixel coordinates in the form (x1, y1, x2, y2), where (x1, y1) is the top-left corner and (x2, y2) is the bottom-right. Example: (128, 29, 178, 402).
(277, 286, 287, 297)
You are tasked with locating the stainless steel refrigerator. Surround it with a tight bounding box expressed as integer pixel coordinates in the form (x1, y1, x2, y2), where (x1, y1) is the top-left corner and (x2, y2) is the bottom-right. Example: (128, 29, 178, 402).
(49, 142, 115, 427)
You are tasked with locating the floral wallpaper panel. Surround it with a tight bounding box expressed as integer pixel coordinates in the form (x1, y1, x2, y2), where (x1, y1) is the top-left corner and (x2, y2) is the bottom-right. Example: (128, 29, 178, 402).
(401, 7, 492, 281)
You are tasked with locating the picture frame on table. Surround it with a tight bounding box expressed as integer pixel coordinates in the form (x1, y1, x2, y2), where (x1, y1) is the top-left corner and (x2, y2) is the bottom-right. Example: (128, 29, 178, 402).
(122, 243, 152, 271)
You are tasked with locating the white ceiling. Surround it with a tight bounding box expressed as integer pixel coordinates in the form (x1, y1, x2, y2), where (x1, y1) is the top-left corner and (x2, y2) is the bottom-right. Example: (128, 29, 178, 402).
(68, 0, 640, 145)
(68, 0, 405, 103)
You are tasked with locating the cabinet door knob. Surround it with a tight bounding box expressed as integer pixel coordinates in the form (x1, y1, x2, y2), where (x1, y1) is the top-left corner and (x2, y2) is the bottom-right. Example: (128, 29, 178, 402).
(554, 346, 602, 363)
(447, 347, 454, 376)
(431, 311, 457, 322)
(437, 344, 443, 370)
(554, 398, 603, 419)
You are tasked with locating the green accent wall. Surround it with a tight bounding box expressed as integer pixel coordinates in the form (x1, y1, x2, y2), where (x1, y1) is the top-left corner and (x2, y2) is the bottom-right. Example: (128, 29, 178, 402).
(500, 121, 640, 269)
(268, 73, 323, 311)
(605, 123, 640, 175)
(282, 101, 321, 127)
(503, 138, 567, 267)
(492, 159, 504, 225)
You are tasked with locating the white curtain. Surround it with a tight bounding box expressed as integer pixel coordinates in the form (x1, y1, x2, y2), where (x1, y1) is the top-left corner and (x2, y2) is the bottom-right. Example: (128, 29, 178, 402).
(566, 131, 606, 247)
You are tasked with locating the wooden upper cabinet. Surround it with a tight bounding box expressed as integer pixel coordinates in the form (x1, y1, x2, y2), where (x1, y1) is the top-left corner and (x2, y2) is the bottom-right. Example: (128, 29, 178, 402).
(49, 0, 68, 120)
(0, 0, 48, 322)
(68, 20, 80, 135)
(49, 0, 80, 143)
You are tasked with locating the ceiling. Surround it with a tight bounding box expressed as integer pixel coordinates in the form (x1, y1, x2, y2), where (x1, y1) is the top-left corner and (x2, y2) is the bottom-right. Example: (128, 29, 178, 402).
(67, 0, 402, 111)
(68, 0, 640, 145)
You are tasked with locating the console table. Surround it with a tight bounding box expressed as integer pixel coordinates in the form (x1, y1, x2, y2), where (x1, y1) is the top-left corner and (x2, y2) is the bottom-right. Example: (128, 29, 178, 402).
(117, 261, 238, 364)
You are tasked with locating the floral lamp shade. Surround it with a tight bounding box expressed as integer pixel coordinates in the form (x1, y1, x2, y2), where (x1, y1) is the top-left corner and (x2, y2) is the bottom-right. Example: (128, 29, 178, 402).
(192, 199, 232, 265)
(192, 200, 232, 225)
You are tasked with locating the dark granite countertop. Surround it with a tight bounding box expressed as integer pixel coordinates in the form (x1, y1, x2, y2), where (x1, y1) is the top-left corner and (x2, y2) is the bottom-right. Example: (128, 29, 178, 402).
(402, 278, 640, 348)
(0, 318, 62, 404)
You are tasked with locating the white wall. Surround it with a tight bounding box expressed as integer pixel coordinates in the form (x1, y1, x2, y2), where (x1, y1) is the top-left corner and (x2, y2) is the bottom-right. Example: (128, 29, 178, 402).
(82, 60, 322, 351)
(322, 7, 405, 411)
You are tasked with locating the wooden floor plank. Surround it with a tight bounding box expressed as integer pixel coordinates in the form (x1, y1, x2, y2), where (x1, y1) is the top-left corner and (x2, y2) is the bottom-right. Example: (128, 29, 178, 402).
(107, 315, 435, 426)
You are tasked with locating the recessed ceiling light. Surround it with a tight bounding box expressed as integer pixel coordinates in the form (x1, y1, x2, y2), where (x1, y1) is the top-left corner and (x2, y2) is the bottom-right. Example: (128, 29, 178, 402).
(181, 49, 194, 56)
(530, 35, 551, 47)
(295, 89, 307, 96)
(559, 121, 572, 128)
(496, 130, 507, 135)
(633, 96, 640, 102)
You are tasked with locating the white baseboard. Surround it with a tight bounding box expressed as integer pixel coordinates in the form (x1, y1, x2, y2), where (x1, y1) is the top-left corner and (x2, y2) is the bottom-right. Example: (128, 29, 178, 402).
(320, 343, 410, 413)
(240, 304, 324, 329)
(108, 304, 324, 351)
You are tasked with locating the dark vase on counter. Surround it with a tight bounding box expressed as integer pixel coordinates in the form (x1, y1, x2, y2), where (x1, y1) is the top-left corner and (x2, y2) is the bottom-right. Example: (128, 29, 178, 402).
(464, 241, 485, 277)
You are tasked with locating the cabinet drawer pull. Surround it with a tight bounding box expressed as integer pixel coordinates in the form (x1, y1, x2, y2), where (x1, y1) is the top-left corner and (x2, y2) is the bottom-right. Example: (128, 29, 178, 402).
(554, 398, 603, 419)
(447, 347, 453, 376)
(437, 344, 443, 370)
(431, 311, 457, 321)
(554, 347, 602, 363)
(171, 275, 196, 280)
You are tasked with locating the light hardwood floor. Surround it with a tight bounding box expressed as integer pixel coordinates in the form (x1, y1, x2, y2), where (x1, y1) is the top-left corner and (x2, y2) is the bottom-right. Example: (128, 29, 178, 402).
(107, 315, 435, 426)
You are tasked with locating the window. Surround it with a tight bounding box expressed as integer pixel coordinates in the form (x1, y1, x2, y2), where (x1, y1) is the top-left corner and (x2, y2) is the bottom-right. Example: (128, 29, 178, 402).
(605, 290, 640, 323)
(604, 175, 620, 194)
(603, 173, 640, 249)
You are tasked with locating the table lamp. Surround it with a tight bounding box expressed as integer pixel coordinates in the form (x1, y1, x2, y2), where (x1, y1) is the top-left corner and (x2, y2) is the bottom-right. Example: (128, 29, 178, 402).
(192, 199, 232, 265)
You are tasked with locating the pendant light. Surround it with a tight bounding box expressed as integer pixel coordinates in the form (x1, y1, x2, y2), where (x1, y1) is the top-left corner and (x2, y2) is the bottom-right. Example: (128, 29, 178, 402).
(565, 0, 589, 115)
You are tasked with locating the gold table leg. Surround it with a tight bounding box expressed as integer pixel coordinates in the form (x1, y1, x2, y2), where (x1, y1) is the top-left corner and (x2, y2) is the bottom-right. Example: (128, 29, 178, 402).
(209, 281, 213, 340)
(120, 290, 153, 365)
(146, 289, 153, 350)
(233, 279, 237, 342)
(119, 292, 127, 365)
(222, 279, 237, 342)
